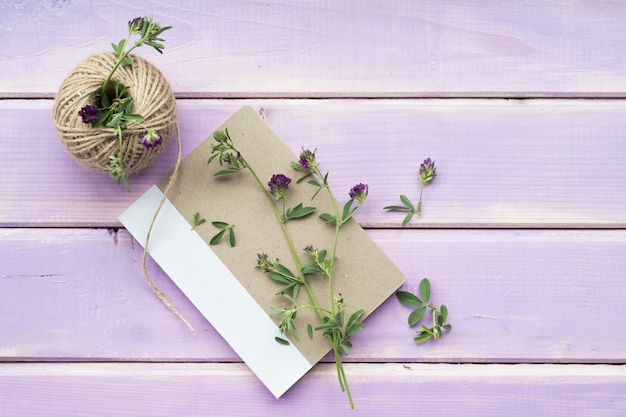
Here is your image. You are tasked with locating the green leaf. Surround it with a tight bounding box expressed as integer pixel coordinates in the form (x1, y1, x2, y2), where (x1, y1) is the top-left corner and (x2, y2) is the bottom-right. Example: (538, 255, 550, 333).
(275, 336, 290, 346)
(314, 320, 338, 331)
(335, 310, 345, 328)
(307, 324, 313, 339)
(319, 213, 336, 225)
(307, 180, 322, 188)
(209, 229, 226, 245)
(276, 283, 294, 296)
(285, 203, 316, 220)
(276, 264, 297, 280)
(114, 39, 126, 54)
(267, 271, 292, 284)
(341, 199, 356, 223)
(145, 41, 165, 52)
(400, 195, 415, 211)
(229, 228, 236, 247)
(421, 325, 434, 336)
(291, 282, 299, 300)
(383, 205, 410, 211)
(345, 322, 363, 339)
(443, 324, 452, 331)
(413, 332, 432, 343)
(122, 113, 144, 121)
(208, 153, 220, 164)
(401, 211, 414, 227)
(191, 213, 206, 230)
(214, 168, 240, 176)
(419, 278, 431, 304)
(212, 221, 229, 229)
(408, 306, 427, 327)
(346, 309, 365, 330)
(395, 291, 422, 307)
(301, 261, 324, 275)
(345, 311, 365, 338)
(440, 305, 448, 323)
(340, 341, 352, 354)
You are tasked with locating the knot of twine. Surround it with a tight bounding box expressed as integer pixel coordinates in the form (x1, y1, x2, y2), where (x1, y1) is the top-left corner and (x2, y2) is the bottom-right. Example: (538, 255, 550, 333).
(52, 52, 176, 175)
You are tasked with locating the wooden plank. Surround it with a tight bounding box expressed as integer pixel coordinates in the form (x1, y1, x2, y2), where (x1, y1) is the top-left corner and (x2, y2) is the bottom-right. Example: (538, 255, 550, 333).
(1, 99, 625, 228)
(1, 363, 625, 416)
(2, 228, 625, 362)
(3, 1, 626, 97)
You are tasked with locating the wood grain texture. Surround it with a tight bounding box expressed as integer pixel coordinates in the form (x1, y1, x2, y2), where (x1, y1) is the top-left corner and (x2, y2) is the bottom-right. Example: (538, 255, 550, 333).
(2, 0, 626, 97)
(2, 1, 625, 413)
(1, 363, 625, 416)
(2, 228, 625, 362)
(2, 99, 625, 228)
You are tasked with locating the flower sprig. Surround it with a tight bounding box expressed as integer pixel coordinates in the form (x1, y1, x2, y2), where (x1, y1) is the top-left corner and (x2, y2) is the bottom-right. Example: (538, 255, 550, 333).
(208, 130, 367, 409)
(384, 158, 436, 226)
(78, 17, 172, 191)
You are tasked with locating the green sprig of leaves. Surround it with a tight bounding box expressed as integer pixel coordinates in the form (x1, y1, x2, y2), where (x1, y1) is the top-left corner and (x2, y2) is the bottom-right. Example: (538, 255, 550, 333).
(383, 195, 419, 227)
(191, 212, 206, 230)
(265, 262, 302, 303)
(83, 17, 172, 191)
(396, 278, 451, 343)
(209, 221, 236, 247)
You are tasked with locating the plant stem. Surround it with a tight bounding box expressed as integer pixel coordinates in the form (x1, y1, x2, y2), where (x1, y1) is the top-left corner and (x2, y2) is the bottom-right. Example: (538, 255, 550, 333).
(313, 167, 355, 408)
(101, 32, 135, 101)
(313, 167, 342, 316)
(244, 160, 324, 323)
(417, 183, 424, 216)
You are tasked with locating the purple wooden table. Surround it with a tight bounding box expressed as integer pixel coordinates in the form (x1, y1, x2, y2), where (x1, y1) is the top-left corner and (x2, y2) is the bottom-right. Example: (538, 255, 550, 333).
(1, 1, 626, 416)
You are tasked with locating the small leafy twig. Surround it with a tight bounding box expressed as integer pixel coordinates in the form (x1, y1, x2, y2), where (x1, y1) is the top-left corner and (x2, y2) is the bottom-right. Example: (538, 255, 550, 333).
(209, 221, 236, 247)
(78, 17, 172, 191)
(191, 212, 206, 230)
(396, 278, 451, 343)
(384, 158, 436, 226)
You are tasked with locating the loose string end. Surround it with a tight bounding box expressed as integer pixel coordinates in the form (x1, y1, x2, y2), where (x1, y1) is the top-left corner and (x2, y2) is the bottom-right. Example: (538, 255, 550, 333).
(140, 121, 196, 334)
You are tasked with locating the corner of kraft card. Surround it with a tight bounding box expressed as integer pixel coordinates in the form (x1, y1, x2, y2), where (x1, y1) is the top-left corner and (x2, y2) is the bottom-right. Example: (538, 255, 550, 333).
(119, 106, 405, 398)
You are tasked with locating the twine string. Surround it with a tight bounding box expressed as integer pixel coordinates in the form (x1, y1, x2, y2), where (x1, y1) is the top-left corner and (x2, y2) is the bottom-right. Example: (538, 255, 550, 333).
(140, 121, 196, 334)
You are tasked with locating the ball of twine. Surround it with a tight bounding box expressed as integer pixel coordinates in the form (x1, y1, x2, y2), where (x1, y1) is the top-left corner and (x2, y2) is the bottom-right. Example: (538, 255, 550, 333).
(52, 52, 176, 175)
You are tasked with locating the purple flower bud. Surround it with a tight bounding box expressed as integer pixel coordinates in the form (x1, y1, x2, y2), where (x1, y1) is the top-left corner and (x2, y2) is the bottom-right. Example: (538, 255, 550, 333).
(140, 130, 162, 148)
(298, 149, 317, 170)
(256, 253, 279, 272)
(128, 17, 144, 33)
(268, 174, 292, 199)
(78, 104, 99, 124)
(349, 183, 368, 204)
(419, 158, 436, 185)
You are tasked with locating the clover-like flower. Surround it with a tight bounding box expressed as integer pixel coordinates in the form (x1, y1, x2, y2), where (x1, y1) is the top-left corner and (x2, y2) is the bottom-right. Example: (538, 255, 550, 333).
(349, 183, 368, 205)
(419, 158, 436, 185)
(128, 17, 145, 33)
(78, 104, 99, 124)
(268, 174, 292, 199)
(256, 253, 279, 273)
(298, 149, 317, 170)
(139, 130, 162, 148)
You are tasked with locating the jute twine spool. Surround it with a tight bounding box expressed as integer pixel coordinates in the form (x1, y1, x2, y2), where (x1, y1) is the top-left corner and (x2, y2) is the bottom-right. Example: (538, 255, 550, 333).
(52, 52, 176, 175)
(52, 52, 195, 334)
